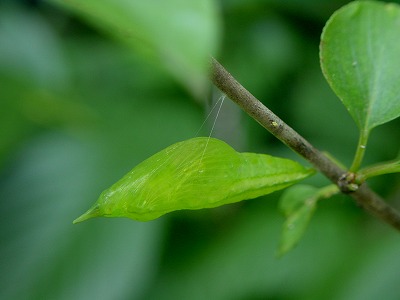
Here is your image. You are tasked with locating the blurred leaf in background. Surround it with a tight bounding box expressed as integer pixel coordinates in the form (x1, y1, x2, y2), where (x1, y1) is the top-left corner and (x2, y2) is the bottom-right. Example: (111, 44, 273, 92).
(1, 0, 400, 300)
(49, 0, 220, 98)
(0, 0, 207, 299)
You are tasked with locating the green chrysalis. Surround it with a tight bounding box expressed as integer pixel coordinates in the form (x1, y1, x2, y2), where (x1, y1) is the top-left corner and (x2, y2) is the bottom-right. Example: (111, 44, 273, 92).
(74, 137, 314, 223)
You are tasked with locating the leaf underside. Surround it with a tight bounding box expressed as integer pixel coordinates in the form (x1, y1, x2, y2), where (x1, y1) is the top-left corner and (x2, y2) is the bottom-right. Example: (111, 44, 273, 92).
(74, 138, 314, 223)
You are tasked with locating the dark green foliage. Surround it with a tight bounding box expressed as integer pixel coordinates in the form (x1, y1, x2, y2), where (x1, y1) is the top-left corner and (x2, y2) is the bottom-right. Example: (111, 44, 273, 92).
(1, 1, 400, 300)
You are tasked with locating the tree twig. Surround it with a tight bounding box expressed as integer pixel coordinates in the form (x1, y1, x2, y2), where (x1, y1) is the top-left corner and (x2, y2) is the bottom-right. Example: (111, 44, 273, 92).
(210, 57, 400, 231)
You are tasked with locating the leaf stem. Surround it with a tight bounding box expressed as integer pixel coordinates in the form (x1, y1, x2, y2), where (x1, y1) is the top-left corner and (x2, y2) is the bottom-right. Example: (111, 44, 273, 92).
(210, 57, 400, 231)
(317, 184, 340, 200)
(358, 159, 400, 182)
(350, 128, 370, 172)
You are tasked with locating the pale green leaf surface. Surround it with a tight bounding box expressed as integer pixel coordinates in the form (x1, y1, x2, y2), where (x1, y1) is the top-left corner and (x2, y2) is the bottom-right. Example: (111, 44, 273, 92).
(48, 0, 220, 97)
(320, 1, 400, 131)
(74, 138, 314, 222)
(278, 185, 319, 256)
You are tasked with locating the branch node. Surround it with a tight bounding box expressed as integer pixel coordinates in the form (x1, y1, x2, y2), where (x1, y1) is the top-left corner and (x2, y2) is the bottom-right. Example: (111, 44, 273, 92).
(337, 172, 359, 193)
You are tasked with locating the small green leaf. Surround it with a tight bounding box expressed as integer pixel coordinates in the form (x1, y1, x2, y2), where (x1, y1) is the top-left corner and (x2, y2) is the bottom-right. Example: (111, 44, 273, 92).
(320, 1, 400, 131)
(49, 0, 220, 97)
(278, 185, 319, 256)
(279, 185, 318, 218)
(278, 184, 339, 256)
(74, 138, 314, 223)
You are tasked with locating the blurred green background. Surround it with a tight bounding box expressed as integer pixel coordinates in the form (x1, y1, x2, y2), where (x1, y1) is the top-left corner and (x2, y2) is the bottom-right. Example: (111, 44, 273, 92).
(1, 0, 400, 299)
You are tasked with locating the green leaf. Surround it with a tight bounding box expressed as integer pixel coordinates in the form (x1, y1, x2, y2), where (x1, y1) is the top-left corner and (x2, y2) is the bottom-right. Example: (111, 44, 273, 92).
(280, 185, 318, 218)
(278, 185, 318, 256)
(320, 1, 400, 131)
(48, 0, 220, 97)
(278, 184, 339, 256)
(74, 137, 314, 223)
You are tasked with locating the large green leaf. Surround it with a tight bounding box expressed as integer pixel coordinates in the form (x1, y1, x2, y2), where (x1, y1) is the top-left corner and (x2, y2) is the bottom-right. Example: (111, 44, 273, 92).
(74, 137, 314, 222)
(48, 0, 220, 97)
(320, 1, 400, 131)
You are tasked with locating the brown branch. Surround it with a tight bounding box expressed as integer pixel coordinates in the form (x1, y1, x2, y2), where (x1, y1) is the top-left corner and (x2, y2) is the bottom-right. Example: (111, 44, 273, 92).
(210, 57, 400, 231)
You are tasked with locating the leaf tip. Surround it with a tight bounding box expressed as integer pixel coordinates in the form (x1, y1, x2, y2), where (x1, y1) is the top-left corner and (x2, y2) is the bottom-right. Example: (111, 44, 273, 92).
(73, 205, 101, 224)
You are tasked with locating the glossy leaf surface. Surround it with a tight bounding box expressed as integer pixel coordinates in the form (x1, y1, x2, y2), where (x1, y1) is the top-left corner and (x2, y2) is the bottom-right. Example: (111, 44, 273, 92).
(320, 1, 400, 131)
(74, 138, 314, 222)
